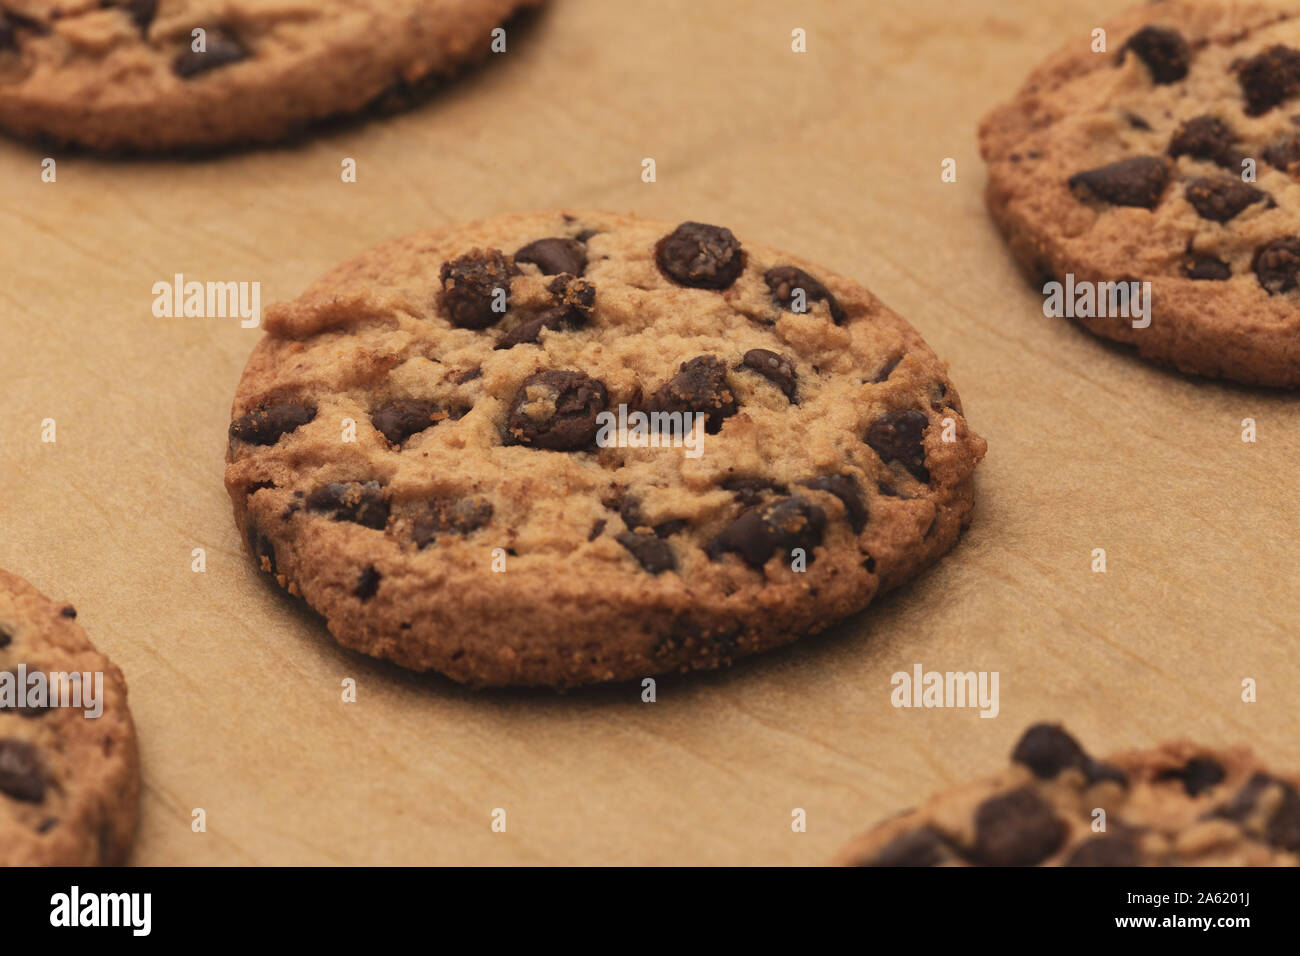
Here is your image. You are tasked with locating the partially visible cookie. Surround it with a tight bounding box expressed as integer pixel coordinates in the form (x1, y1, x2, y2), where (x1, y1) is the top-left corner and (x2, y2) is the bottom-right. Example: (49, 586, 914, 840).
(0, 569, 139, 865)
(980, 0, 1300, 386)
(224, 209, 986, 688)
(0, 0, 541, 151)
(833, 723, 1300, 866)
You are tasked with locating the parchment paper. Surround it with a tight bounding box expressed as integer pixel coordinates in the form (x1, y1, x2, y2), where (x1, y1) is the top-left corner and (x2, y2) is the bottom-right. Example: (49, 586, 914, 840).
(0, 0, 1295, 865)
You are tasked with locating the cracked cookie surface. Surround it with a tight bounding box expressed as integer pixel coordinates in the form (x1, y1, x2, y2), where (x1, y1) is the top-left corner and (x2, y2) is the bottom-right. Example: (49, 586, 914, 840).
(834, 723, 1300, 866)
(0, 0, 540, 151)
(224, 209, 986, 688)
(980, 0, 1300, 386)
(0, 569, 139, 865)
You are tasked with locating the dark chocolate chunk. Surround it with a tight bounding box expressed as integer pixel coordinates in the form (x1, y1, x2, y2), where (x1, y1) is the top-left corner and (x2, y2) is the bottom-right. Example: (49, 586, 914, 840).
(616, 531, 676, 574)
(514, 237, 587, 276)
(58, 605, 76, 619)
(1184, 253, 1232, 281)
(1065, 833, 1140, 867)
(0, 738, 45, 803)
(503, 369, 607, 451)
(865, 409, 930, 482)
(1120, 26, 1190, 84)
(1159, 756, 1226, 797)
(1263, 133, 1300, 174)
(764, 265, 846, 324)
(0, 629, 10, 649)
(439, 249, 520, 329)
(1253, 236, 1300, 293)
(1184, 178, 1268, 222)
(1235, 45, 1300, 115)
(872, 355, 903, 383)
(588, 518, 607, 541)
(1011, 723, 1088, 779)
(655, 222, 744, 290)
(644, 355, 738, 434)
(305, 481, 389, 530)
(411, 498, 493, 549)
(229, 403, 316, 446)
(706, 495, 826, 568)
(371, 400, 447, 445)
(740, 349, 797, 401)
(721, 476, 788, 505)
(861, 826, 951, 867)
(173, 28, 247, 78)
(354, 566, 381, 602)
(972, 788, 1067, 866)
(1167, 115, 1240, 168)
(801, 474, 867, 533)
(1068, 156, 1170, 208)
(116, 0, 157, 32)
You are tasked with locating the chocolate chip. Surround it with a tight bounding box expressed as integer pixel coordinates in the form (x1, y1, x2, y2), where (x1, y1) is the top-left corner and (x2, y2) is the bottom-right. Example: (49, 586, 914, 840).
(59, 605, 76, 619)
(229, 403, 316, 445)
(1269, 782, 1300, 850)
(972, 788, 1067, 866)
(1120, 26, 1190, 84)
(305, 481, 389, 530)
(371, 400, 447, 445)
(1011, 723, 1088, 779)
(411, 498, 493, 549)
(354, 566, 381, 602)
(616, 532, 676, 574)
(740, 349, 797, 401)
(0, 738, 44, 803)
(0, 629, 10, 649)
(115, 0, 157, 31)
(644, 356, 738, 434)
(0, 16, 12, 52)
(514, 237, 587, 276)
(1263, 133, 1300, 174)
(1235, 45, 1300, 115)
(800, 474, 867, 533)
(173, 28, 247, 78)
(721, 476, 788, 505)
(1167, 115, 1239, 168)
(872, 355, 903, 383)
(655, 222, 744, 290)
(1184, 253, 1232, 280)
(588, 518, 606, 541)
(706, 495, 826, 568)
(504, 369, 607, 451)
(1159, 757, 1226, 796)
(496, 276, 595, 349)
(439, 249, 520, 329)
(1185, 178, 1269, 222)
(1084, 760, 1128, 788)
(1253, 236, 1300, 293)
(1123, 112, 1152, 131)
(1065, 833, 1140, 867)
(618, 495, 647, 531)
(861, 827, 951, 867)
(764, 265, 846, 324)
(1068, 156, 1170, 208)
(866, 409, 930, 482)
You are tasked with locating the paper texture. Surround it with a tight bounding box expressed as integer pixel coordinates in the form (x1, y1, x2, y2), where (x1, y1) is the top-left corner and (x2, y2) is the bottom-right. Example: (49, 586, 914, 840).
(0, 0, 1295, 865)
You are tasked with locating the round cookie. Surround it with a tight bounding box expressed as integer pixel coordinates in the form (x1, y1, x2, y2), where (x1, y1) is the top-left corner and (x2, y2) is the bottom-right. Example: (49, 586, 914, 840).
(0, 569, 139, 865)
(833, 723, 1300, 866)
(980, 0, 1300, 386)
(224, 209, 987, 688)
(0, 0, 541, 151)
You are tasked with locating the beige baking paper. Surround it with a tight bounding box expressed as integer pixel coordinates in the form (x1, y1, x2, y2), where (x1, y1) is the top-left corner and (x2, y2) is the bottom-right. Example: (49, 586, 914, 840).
(0, 0, 1295, 864)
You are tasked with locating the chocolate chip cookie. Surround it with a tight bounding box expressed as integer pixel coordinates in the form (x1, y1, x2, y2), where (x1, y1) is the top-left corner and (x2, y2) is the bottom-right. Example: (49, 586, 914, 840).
(980, 0, 1300, 386)
(0, 0, 541, 151)
(224, 210, 986, 688)
(0, 569, 139, 865)
(834, 723, 1300, 866)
